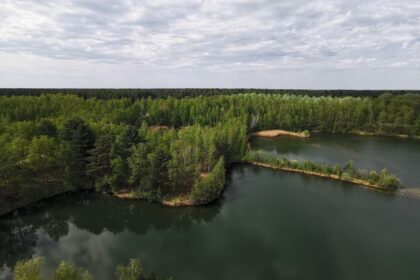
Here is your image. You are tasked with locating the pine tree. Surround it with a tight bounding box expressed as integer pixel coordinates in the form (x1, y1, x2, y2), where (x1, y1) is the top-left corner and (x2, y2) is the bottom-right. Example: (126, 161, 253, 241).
(87, 134, 113, 190)
(62, 118, 95, 189)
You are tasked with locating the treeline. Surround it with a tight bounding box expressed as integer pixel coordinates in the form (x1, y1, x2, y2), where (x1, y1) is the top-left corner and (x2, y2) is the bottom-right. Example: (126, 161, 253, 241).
(1, 93, 419, 135)
(13, 257, 171, 280)
(1, 88, 419, 99)
(0, 93, 418, 213)
(244, 151, 400, 190)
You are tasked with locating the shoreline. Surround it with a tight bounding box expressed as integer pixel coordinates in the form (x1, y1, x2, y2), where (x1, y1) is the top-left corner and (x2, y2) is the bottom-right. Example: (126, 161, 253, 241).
(1, 130, 417, 216)
(250, 129, 420, 140)
(113, 190, 200, 207)
(0, 160, 412, 216)
(0, 188, 91, 217)
(243, 161, 394, 192)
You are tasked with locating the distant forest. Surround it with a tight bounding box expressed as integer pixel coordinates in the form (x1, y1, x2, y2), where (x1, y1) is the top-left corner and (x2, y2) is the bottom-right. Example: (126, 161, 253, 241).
(1, 88, 420, 99)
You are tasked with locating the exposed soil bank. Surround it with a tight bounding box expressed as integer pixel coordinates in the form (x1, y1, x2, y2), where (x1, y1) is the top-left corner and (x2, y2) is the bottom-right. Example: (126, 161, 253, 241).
(113, 190, 198, 207)
(249, 130, 310, 138)
(243, 161, 394, 192)
(251, 129, 420, 140)
(113, 172, 212, 207)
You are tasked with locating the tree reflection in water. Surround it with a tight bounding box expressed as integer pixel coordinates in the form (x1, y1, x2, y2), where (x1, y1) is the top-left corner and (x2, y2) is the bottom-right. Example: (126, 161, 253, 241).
(0, 191, 222, 271)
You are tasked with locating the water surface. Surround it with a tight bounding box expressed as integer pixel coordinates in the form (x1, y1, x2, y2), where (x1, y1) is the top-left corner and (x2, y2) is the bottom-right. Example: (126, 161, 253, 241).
(250, 133, 420, 188)
(1, 165, 420, 280)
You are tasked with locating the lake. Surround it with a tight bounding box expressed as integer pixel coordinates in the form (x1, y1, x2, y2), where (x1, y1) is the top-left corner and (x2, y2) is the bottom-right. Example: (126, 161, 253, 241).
(250, 133, 420, 188)
(1, 135, 420, 280)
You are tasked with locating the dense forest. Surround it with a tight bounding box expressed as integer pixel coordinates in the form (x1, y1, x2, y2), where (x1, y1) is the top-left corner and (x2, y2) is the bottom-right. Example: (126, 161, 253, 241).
(13, 257, 171, 280)
(0, 92, 419, 214)
(1, 88, 420, 99)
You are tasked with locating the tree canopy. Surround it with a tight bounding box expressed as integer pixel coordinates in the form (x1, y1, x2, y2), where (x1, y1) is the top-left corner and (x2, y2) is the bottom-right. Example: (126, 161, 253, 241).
(0, 92, 417, 214)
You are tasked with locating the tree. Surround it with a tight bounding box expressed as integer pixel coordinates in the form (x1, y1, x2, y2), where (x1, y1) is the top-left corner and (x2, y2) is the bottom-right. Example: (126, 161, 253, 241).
(128, 143, 150, 191)
(343, 161, 356, 176)
(62, 118, 95, 188)
(38, 120, 57, 137)
(332, 164, 342, 177)
(87, 134, 113, 190)
(115, 258, 144, 280)
(27, 136, 61, 170)
(378, 169, 400, 190)
(368, 170, 380, 185)
(52, 261, 93, 280)
(147, 146, 171, 196)
(12, 257, 168, 280)
(109, 126, 141, 190)
(14, 257, 45, 280)
(190, 157, 225, 204)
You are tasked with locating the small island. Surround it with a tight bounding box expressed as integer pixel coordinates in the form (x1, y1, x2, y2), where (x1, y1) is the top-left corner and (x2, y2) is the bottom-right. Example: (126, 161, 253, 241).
(243, 151, 400, 191)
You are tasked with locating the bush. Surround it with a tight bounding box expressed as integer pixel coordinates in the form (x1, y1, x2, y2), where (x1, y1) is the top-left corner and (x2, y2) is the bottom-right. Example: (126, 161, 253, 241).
(378, 169, 400, 190)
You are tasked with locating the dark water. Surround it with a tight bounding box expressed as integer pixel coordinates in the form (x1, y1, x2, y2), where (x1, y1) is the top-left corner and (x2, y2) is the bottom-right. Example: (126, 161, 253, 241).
(250, 133, 420, 188)
(1, 165, 420, 280)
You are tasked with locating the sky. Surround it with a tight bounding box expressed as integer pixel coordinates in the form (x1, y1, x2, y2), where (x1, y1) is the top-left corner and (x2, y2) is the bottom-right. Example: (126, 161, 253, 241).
(0, 0, 420, 89)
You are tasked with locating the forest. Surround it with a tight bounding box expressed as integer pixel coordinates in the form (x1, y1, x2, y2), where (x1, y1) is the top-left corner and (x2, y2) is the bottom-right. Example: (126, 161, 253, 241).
(0, 92, 419, 214)
(1, 88, 420, 99)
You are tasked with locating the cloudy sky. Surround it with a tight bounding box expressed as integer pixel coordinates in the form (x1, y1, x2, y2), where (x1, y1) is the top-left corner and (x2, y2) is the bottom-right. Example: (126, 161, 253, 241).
(1, 0, 420, 89)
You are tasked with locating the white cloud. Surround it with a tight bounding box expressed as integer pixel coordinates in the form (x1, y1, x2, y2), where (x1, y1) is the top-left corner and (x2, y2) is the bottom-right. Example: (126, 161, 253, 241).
(0, 0, 419, 88)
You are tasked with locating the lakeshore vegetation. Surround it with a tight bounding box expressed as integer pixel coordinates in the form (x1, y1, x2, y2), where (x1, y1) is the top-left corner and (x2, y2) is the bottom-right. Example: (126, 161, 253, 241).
(244, 151, 400, 190)
(0, 92, 419, 214)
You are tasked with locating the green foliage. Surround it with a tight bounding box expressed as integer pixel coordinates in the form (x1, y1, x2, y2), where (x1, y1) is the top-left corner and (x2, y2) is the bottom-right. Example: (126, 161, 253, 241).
(0, 93, 414, 213)
(13, 257, 168, 280)
(27, 136, 61, 170)
(115, 259, 143, 280)
(128, 143, 151, 192)
(190, 157, 226, 204)
(1, 88, 418, 99)
(114, 259, 171, 280)
(378, 169, 400, 190)
(6, 137, 29, 163)
(244, 151, 400, 190)
(52, 261, 93, 280)
(343, 161, 356, 176)
(62, 118, 95, 188)
(14, 257, 45, 280)
(87, 134, 114, 190)
(38, 120, 57, 137)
